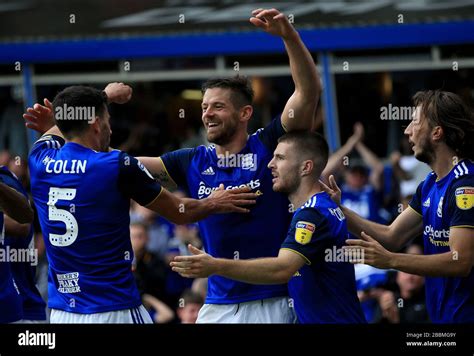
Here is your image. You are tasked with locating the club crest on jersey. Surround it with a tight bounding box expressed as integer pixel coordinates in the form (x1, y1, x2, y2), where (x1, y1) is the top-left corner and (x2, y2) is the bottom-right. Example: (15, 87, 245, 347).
(455, 187, 474, 210)
(295, 221, 315, 245)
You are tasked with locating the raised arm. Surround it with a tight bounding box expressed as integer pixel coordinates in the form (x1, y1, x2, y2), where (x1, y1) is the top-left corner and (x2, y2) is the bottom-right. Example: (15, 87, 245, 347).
(23, 82, 132, 138)
(321, 123, 364, 178)
(355, 141, 384, 191)
(250, 8, 320, 131)
(171, 245, 305, 285)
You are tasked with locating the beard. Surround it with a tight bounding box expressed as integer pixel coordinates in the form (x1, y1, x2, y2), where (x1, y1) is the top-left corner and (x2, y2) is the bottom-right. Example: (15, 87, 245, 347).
(415, 135, 436, 165)
(273, 172, 301, 195)
(207, 113, 239, 146)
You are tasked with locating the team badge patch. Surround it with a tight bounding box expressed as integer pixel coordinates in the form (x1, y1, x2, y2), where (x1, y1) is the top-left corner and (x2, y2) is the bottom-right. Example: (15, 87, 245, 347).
(295, 221, 316, 245)
(455, 187, 474, 210)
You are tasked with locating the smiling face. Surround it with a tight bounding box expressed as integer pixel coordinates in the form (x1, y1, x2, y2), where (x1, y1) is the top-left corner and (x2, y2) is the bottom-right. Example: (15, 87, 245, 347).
(267, 142, 301, 194)
(404, 106, 435, 164)
(201, 88, 241, 146)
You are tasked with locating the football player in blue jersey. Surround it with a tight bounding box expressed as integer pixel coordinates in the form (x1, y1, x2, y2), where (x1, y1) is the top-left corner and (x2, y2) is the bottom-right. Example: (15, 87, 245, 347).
(24, 8, 320, 323)
(138, 8, 320, 323)
(2, 167, 47, 323)
(170, 132, 366, 323)
(322, 90, 474, 323)
(25, 84, 257, 324)
(0, 170, 34, 323)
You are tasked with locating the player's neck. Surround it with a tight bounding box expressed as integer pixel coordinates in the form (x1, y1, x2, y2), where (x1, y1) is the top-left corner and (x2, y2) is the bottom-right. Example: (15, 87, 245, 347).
(68, 136, 100, 151)
(289, 180, 322, 209)
(214, 133, 249, 156)
(431, 147, 461, 180)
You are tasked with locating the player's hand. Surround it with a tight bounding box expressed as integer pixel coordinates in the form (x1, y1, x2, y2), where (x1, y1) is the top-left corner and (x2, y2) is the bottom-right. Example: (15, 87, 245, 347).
(207, 184, 257, 214)
(23, 98, 55, 134)
(170, 244, 216, 278)
(343, 231, 394, 269)
(104, 82, 132, 104)
(250, 8, 297, 40)
(319, 175, 341, 206)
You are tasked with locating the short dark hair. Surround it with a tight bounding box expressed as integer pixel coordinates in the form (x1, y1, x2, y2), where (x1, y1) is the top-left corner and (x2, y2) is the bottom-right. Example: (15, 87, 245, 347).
(52, 85, 108, 138)
(278, 131, 329, 176)
(413, 90, 474, 159)
(201, 75, 254, 108)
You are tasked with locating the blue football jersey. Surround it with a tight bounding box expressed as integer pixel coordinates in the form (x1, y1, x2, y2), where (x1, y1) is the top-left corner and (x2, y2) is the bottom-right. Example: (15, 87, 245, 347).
(161, 117, 292, 304)
(1, 166, 46, 320)
(409, 159, 474, 323)
(281, 192, 366, 324)
(0, 173, 23, 323)
(29, 135, 162, 314)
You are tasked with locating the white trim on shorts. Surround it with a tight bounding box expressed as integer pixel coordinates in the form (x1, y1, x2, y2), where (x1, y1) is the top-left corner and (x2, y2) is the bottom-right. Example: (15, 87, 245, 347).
(196, 296, 296, 324)
(50, 305, 153, 324)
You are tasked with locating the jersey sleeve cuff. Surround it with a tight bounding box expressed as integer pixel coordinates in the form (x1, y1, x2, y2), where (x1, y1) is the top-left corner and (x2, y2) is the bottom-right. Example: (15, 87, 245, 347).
(280, 248, 311, 265)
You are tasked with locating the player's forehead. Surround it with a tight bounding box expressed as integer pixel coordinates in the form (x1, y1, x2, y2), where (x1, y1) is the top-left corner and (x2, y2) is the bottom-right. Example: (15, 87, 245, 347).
(274, 141, 292, 156)
(202, 87, 232, 105)
(411, 105, 423, 124)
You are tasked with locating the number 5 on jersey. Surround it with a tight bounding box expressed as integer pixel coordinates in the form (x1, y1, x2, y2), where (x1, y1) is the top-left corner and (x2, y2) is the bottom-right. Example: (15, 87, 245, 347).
(48, 187, 78, 247)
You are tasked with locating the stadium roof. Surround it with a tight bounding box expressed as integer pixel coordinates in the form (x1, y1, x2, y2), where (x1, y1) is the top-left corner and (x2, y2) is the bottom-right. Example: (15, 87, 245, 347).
(2, 0, 474, 62)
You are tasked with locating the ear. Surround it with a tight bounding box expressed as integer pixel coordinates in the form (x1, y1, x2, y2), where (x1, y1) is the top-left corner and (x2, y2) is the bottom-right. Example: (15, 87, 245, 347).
(90, 116, 101, 133)
(239, 105, 253, 123)
(301, 160, 314, 177)
(432, 125, 444, 142)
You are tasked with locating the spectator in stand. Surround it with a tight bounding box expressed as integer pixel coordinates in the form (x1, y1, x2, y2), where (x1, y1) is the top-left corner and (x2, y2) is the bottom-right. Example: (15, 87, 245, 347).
(177, 289, 204, 324)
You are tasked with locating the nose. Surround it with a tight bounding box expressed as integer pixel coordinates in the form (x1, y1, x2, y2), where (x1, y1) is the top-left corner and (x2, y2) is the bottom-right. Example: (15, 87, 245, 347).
(267, 157, 275, 170)
(404, 121, 412, 136)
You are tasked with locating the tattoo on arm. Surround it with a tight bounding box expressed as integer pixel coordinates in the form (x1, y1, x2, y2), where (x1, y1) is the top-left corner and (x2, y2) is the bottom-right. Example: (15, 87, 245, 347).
(156, 171, 172, 188)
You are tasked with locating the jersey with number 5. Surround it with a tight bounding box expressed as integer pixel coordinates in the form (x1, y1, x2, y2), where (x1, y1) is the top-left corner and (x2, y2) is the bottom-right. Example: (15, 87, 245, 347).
(29, 135, 162, 314)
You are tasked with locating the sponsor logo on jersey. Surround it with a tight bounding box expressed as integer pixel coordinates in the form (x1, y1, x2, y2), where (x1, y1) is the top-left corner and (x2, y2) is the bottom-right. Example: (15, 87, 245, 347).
(295, 221, 315, 245)
(455, 187, 474, 210)
(424, 225, 450, 247)
(57, 272, 81, 293)
(197, 179, 261, 199)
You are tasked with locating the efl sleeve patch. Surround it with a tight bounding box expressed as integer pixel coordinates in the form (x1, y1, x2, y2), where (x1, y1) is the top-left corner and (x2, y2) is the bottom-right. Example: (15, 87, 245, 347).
(295, 221, 316, 245)
(455, 187, 474, 210)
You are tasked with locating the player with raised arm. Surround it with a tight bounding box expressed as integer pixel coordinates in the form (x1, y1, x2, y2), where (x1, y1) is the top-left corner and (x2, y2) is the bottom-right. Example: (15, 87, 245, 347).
(321, 90, 474, 323)
(139, 8, 320, 323)
(25, 85, 256, 323)
(170, 132, 366, 324)
(24, 8, 320, 323)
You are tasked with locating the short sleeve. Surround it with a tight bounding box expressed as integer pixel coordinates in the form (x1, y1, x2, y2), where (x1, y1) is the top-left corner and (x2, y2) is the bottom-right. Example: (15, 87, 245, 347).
(28, 134, 65, 164)
(256, 115, 286, 152)
(281, 208, 332, 264)
(447, 176, 474, 229)
(117, 152, 163, 206)
(160, 148, 196, 189)
(408, 180, 424, 215)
